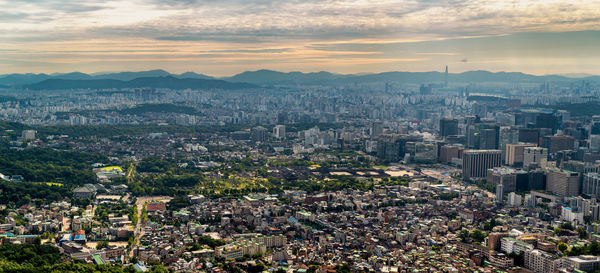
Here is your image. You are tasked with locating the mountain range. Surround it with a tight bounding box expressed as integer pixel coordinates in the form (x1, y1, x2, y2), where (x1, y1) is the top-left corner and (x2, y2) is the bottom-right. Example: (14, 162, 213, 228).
(1, 69, 599, 90)
(23, 76, 255, 91)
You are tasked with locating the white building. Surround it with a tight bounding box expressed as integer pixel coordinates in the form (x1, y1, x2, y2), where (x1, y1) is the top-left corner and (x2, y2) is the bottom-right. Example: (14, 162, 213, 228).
(507, 192, 522, 207)
(273, 125, 286, 139)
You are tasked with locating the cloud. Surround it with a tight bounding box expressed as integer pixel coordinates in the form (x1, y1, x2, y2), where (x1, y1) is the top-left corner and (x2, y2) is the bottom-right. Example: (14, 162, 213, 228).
(1, 0, 600, 74)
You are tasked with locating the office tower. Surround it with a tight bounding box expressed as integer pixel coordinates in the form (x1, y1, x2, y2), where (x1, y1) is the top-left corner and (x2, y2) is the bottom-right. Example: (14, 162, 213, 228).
(499, 126, 519, 156)
(466, 123, 499, 149)
(376, 135, 422, 162)
(536, 113, 558, 133)
(528, 170, 547, 191)
(505, 143, 536, 166)
(439, 118, 458, 138)
(592, 116, 600, 135)
(273, 125, 286, 139)
(439, 144, 464, 164)
(519, 128, 540, 144)
(542, 135, 575, 153)
(508, 192, 522, 207)
(583, 173, 600, 198)
(590, 135, 600, 151)
(251, 126, 268, 143)
(472, 103, 488, 118)
(480, 129, 498, 149)
(462, 150, 502, 180)
(546, 169, 580, 196)
(496, 183, 504, 204)
(523, 147, 548, 170)
(370, 122, 384, 138)
(487, 167, 517, 193)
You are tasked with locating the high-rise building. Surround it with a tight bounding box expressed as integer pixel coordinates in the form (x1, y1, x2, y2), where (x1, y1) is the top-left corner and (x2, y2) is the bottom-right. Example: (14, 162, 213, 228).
(518, 128, 540, 144)
(370, 122, 384, 138)
(499, 126, 519, 156)
(250, 126, 268, 143)
(462, 150, 502, 180)
(496, 183, 504, 204)
(536, 113, 558, 133)
(542, 135, 575, 153)
(487, 167, 517, 193)
(508, 192, 522, 207)
(523, 147, 548, 170)
(583, 173, 600, 199)
(439, 144, 464, 164)
(590, 135, 600, 151)
(466, 123, 499, 149)
(524, 249, 561, 273)
(480, 128, 498, 149)
(505, 143, 536, 166)
(439, 118, 458, 138)
(376, 135, 422, 162)
(546, 169, 580, 196)
(273, 125, 286, 139)
(444, 65, 448, 87)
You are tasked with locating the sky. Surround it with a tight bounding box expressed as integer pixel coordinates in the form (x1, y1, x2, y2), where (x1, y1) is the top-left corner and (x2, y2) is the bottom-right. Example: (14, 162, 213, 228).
(1, 0, 600, 76)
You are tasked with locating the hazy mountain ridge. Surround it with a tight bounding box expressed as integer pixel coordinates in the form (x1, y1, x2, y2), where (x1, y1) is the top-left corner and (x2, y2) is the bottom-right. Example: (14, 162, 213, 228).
(22, 76, 256, 91)
(1, 69, 599, 89)
(224, 70, 598, 85)
(0, 70, 214, 86)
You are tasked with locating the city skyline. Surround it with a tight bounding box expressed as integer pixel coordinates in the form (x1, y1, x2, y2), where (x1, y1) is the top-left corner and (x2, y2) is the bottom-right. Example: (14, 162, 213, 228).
(1, 0, 600, 75)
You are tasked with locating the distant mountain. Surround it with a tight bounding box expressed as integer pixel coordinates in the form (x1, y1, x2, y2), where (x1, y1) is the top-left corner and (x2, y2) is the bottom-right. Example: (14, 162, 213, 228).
(52, 72, 94, 80)
(94, 69, 172, 81)
(225, 70, 599, 86)
(3, 69, 600, 88)
(22, 76, 257, 91)
(177, 72, 213, 80)
(224, 69, 344, 85)
(0, 73, 51, 86)
(0, 70, 214, 86)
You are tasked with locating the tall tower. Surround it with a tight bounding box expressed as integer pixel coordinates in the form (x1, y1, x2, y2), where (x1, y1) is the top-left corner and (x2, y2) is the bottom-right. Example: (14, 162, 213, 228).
(444, 65, 448, 87)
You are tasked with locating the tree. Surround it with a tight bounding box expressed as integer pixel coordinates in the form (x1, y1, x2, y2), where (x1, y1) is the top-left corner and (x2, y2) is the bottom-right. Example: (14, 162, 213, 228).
(459, 229, 470, 242)
(96, 240, 109, 250)
(470, 229, 486, 243)
(335, 264, 351, 273)
(560, 222, 574, 230)
(558, 242, 568, 253)
(577, 227, 587, 239)
(554, 227, 561, 236)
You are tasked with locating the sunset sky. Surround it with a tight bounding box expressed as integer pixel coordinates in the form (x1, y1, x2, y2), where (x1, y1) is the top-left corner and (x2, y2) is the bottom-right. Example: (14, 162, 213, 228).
(1, 0, 600, 76)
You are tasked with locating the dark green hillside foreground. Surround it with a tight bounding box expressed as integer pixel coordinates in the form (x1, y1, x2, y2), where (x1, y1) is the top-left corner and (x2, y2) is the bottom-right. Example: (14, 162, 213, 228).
(0, 243, 160, 273)
(0, 147, 106, 185)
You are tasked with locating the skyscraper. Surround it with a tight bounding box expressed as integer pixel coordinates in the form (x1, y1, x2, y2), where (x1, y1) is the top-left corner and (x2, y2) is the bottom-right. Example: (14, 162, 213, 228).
(439, 118, 458, 138)
(505, 143, 536, 166)
(496, 183, 504, 204)
(444, 65, 448, 87)
(273, 125, 286, 139)
(462, 150, 502, 180)
(546, 169, 579, 196)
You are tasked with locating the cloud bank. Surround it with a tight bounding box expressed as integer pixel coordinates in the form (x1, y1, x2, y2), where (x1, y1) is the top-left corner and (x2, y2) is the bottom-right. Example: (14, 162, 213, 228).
(1, 0, 599, 75)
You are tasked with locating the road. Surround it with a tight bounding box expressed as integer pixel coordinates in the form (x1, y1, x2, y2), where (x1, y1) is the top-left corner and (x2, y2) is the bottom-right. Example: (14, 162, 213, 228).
(128, 196, 172, 258)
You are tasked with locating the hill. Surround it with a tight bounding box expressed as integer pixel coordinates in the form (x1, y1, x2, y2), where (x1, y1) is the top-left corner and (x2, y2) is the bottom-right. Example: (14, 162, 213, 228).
(22, 76, 256, 90)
